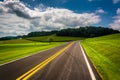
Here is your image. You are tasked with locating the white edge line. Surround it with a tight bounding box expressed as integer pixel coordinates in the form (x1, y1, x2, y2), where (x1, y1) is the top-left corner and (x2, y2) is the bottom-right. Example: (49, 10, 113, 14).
(79, 42, 96, 80)
(0, 42, 68, 67)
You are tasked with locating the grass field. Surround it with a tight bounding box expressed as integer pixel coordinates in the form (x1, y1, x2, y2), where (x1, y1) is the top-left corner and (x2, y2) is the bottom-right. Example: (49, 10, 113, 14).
(0, 39, 34, 44)
(0, 39, 64, 65)
(26, 35, 82, 42)
(81, 33, 120, 80)
(0, 35, 81, 65)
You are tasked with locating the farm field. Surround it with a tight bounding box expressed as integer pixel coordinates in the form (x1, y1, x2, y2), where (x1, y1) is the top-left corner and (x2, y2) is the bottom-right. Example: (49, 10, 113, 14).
(81, 33, 120, 80)
(0, 35, 81, 65)
(0, 39, 64, 65)
(26, 35, 82, 42)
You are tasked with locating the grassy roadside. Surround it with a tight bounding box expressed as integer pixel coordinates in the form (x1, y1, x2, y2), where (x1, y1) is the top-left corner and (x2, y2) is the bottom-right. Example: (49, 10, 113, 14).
(0, 42, 64, 65)
(81, 33, 120, 80)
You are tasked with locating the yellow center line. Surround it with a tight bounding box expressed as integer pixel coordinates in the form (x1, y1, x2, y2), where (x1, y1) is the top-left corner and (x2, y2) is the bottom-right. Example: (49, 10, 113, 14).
(16, 42, 74, 80)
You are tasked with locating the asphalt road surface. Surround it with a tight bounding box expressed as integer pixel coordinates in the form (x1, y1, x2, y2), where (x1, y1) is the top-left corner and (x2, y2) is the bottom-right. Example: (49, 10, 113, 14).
(0, 41, 101, 80)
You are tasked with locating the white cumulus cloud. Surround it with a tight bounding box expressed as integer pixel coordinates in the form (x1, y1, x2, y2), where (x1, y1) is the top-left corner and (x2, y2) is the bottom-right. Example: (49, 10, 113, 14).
(0, 0, 101, 37)
(117, 8, 120, 14)
(113, 0, 120, 4)
(109, 8, 120, 31)
(95, 9, 106, 14)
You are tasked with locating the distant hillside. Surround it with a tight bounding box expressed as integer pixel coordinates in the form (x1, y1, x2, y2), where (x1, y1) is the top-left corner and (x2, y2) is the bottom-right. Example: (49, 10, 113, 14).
(0, 39, 35, 44)
(56, 27, 119, 37)
(0, 35, 82, 43)
(26, 27, 119, 38)
(0, 26, 119, 41)
(26, 35, 82, 42)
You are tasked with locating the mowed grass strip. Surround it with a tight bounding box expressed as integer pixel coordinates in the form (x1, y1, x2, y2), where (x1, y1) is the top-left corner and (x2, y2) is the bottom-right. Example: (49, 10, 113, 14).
(0, 39, 64, 65)
(81, 33, 120, 80)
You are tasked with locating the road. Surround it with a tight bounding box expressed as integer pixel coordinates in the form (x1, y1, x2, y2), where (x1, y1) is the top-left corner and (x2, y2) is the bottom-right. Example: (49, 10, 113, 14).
(0, 41, 101, 80)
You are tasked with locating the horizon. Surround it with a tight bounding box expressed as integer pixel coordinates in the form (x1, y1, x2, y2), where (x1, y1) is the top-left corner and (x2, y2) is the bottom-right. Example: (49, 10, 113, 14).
(0, 0, 120, 37)
(0, 26, 119, 38)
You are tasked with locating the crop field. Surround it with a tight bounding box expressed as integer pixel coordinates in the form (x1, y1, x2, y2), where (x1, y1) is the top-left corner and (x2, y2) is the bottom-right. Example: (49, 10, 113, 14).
(26, 35, 82, 42)
(0, 39, 64, 65)
(81, 33, 120, 80)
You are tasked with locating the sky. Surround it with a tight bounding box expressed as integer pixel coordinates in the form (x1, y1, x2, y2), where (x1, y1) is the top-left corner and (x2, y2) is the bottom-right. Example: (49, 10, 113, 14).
(0, 0, 120, 37)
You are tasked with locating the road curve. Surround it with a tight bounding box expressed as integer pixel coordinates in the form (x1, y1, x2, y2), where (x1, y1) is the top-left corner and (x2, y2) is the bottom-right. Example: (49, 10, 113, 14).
(0, 41, 101, 80)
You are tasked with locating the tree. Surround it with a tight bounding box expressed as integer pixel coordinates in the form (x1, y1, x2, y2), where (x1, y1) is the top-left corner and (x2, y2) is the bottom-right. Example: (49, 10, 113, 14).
(49, 38, 53, 43)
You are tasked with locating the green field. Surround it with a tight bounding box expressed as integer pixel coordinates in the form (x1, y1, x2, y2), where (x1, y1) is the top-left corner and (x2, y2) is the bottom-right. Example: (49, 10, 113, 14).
(0, 35, 81, 65)
(2, 33, 120, 80)
(81, 33, 120, 80)
(0, 39, 34, 44)
(26, 35, 82, 42)
(0, 39, 65, 65)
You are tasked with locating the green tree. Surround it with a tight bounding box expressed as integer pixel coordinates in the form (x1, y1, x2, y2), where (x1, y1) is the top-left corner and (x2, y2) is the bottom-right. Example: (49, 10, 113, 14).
(49, 38, 53, 43)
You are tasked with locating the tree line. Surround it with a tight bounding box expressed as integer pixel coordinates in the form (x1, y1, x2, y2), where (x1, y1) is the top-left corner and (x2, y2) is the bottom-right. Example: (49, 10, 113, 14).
(56, 26, 119, 37)
(27, 26, 119, 38)
(0, 26, 119, 40)
(27, 31, 58, 37)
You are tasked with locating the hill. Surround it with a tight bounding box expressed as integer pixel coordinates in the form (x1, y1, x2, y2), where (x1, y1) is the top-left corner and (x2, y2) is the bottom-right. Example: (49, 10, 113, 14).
(81, 33, 120, 80)
(26, 26, 119, 38)
(0, 35, 82, 44)
(0, 38, 34, 44)
(0, 26, 119, 41)
(25, 35, 82, 42)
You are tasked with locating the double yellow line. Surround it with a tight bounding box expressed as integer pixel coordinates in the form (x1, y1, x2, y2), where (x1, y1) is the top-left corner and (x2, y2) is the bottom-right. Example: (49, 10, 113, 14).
(16, 42, 73, 80)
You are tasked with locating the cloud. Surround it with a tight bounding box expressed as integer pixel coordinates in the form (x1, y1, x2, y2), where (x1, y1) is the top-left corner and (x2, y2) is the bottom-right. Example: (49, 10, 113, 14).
(117, 8, 120, 15)
(109, 8, 120, 31)
(113, 0, 120, 4)
(0, 0, 101, 37)
(0, 13, 32, 37)
(88, 0, 93, 2)
(95, 9, 106, 14)
(0, 0, 41, 18)
(32, 0, 35, 2)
